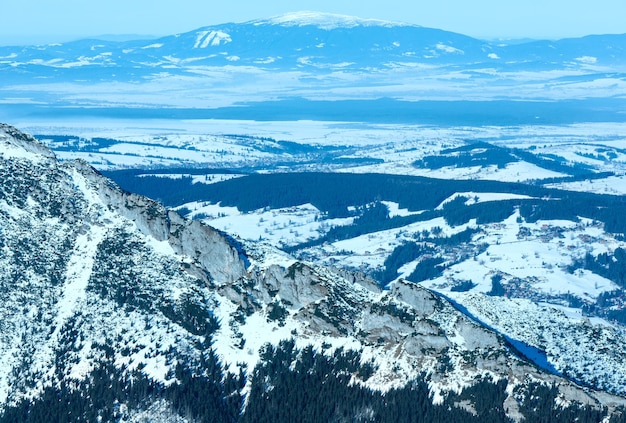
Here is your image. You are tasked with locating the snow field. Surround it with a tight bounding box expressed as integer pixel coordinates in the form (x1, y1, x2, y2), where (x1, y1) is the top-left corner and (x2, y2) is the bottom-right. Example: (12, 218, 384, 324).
(181, 202, 353, 247)
(422, 211, 621, 299)
(435, 192, 536, 210)
(547, 175, 626, 195)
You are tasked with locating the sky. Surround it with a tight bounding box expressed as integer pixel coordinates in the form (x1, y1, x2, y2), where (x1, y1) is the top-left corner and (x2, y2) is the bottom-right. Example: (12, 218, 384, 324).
(1, 0, 625, 45)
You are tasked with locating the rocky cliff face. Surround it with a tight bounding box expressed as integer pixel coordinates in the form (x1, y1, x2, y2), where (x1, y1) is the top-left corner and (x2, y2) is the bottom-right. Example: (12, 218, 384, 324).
(0, 124, 624, 421)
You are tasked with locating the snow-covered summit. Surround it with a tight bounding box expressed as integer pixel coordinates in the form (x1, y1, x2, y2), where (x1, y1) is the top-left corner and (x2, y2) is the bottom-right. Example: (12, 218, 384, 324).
(0, 123, 55, 161)
(251, 11, 415, 30)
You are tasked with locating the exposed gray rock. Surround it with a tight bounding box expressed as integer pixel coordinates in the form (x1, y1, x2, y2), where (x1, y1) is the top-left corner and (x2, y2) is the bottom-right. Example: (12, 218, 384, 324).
(0, 123, 56, 159)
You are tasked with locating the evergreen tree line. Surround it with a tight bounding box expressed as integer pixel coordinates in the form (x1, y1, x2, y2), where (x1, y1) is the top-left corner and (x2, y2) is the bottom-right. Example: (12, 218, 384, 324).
(33, 135, 119, 152)
(529, 171, 615, 186)
(3, 339, 623, 423)
(102, 171, 558, 217)
(414, 142, 517, 170)
(0, 343, 244, 423)
(570, 247, 626, 288)
(569, 248, 626, 323)
(413, 141, 596, 177)
(373, 227, 478, 286)
(105, 171, 626, 239)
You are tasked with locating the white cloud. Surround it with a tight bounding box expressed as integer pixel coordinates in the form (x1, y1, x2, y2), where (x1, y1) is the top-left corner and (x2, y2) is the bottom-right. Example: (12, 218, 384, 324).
(436, 43, 464, 54)
(575, 56, 598, 64)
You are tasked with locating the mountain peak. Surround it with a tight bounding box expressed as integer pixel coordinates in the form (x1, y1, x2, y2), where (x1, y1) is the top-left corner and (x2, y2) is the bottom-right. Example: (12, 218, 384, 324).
(0, 123, 55, 161)
(251, 11, 414, 30)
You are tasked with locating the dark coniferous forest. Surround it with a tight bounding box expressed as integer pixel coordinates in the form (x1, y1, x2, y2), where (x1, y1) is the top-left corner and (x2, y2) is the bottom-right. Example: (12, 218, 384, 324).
(2, 339, 622, 423)
(105, 171, 626, 235)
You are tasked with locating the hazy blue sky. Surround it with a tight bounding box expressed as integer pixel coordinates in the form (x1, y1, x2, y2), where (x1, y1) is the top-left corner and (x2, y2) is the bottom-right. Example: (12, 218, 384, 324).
(2, 0, 625, 45)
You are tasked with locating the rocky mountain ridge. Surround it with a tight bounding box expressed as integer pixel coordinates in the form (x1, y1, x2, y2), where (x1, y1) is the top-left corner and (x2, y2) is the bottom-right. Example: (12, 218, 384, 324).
(1, 123, 625, 421)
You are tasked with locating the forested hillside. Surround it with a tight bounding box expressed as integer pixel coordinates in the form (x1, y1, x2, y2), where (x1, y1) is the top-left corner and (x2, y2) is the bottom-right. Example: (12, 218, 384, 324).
(106, 171, 626, 234)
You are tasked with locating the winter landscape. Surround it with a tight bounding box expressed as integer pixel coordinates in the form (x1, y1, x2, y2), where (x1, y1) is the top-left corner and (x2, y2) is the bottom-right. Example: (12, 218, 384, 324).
(1, 9, 626, 422)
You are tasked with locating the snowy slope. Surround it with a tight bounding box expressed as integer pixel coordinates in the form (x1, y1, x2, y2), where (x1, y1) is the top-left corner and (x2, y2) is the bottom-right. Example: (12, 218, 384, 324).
(445, 292, 626, 395)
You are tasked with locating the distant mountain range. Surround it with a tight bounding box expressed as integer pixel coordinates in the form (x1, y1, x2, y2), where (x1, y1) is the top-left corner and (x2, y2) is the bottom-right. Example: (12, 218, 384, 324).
(2, 11, 625, 71)
(0, 11, 625, 115)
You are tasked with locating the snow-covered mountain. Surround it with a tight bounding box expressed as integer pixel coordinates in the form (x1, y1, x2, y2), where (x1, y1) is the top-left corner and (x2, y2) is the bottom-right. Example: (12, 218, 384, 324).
(0, 11, 625, 115)
(3, 124, 626, 421)
(0, 11, 491, 72)
(1, 11, 624, 73)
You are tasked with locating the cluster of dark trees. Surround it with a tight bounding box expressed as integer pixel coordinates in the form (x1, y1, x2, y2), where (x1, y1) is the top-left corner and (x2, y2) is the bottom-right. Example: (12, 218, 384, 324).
(406, 257, 445, 283)
(1, 358, 157, 423)
(488, 274, 507, 297)
(373, 228, 478, 286)
(0, 344, 244, 423)
(414, 142, 517, 170)
(414, 141, 595, 177)
(105, 171, 626, 236)
(569, 248, 626, 323)
(531, 171, 616, 186)
(374, 243, 436, 284)
(450, 279, 478, 292)
(3, 339, 622, 423)
(571, 248, 626, 288)
(34, 135, 119, 152)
